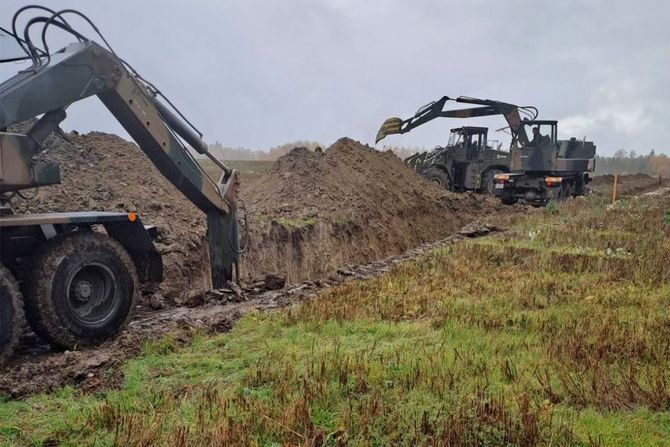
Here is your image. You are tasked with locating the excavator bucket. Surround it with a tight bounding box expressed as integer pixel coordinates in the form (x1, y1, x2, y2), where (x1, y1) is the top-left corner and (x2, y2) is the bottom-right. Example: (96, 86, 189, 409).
(375, 117, 403, 143)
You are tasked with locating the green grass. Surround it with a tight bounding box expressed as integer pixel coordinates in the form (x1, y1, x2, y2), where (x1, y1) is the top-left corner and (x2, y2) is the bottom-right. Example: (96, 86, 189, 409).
(0, 196, 668, 446)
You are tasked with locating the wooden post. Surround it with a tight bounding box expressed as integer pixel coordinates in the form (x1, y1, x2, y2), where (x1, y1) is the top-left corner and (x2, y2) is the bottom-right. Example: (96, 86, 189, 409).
(611, 174, 618, 205)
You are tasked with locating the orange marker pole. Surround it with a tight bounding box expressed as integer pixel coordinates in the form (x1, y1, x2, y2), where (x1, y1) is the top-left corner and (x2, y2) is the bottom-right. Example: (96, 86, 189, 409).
(611, 174, 618, 205)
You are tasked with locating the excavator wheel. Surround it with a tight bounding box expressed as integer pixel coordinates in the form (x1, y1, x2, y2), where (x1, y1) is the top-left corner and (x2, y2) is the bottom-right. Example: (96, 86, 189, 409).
(1, 265, 24, 363)
(25, 231, 137, 349)
(424, 168, 451, 190)
(482, 169, 504, 195)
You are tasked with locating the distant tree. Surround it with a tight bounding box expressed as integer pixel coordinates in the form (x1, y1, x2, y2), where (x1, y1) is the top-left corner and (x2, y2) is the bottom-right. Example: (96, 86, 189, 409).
(595, 149, 670, 176)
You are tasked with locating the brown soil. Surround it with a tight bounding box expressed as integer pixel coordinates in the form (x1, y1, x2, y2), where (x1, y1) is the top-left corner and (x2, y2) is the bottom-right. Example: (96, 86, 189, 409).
(10, 131, 505, 292)
(3, 128, 515, 395)
(242, 138, 504, 281)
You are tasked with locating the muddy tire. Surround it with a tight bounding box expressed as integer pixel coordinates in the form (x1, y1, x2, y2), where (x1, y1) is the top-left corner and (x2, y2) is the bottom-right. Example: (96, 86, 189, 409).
(424, 168, 451, 190)
(25, 231, 137, 349)
(482, 169, 503, 195)
(1, 265, 24, 363)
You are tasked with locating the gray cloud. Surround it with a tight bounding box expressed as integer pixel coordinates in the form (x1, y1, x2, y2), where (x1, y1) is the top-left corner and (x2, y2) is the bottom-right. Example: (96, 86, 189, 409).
(2, 0, 668, 155)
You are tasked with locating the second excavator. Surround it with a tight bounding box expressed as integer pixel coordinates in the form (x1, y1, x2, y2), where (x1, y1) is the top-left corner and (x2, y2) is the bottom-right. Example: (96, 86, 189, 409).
(377, 96, 596, 205)
(376, 96, 538, 194)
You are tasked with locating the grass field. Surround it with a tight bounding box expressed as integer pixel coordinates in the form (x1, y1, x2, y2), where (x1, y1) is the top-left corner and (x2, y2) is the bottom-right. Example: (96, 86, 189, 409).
(1, 195, 668, 446)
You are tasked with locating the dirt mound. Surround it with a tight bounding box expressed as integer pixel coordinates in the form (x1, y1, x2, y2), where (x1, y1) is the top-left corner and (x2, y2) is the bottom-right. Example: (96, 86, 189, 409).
(8, 129, 209, 303)
(9, 131, 503, 295)
(242, 137, 501, 280)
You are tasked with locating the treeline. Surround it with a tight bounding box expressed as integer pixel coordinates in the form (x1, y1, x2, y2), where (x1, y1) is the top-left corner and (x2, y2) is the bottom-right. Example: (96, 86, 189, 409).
(206, 140, 419, 161)
(594, 150, 670, 176)
(208, 140, 321, 161)
(206, 140, 670, 177)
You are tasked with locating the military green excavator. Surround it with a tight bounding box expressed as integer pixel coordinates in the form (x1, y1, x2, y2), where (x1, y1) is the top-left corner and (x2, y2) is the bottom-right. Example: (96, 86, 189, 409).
(376, 96, 538, 194)
(0, 6, 241, 360)
(377, 96, 596, 205)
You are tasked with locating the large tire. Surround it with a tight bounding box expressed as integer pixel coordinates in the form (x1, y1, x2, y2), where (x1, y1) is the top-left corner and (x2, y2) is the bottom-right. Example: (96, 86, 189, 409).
(25, 231, 137, 349)
(482, 169, 504, 195)
(424, 168, 451, 190)
(1, 265, 24, 362)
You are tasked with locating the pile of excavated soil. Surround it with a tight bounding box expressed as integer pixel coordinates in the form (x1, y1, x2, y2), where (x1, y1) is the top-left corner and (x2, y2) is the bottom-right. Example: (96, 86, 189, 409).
(9, 130, 504, 297)
(242, 138, 503, 280)
(8, 129, 210, 304)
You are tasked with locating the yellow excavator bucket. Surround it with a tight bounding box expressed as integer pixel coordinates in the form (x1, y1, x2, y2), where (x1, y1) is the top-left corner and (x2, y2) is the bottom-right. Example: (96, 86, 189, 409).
(375, 117, 403, 143)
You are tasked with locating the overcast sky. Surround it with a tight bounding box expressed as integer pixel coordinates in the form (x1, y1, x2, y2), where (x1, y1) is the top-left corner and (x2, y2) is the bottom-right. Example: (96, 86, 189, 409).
(2, 0, 668, 155)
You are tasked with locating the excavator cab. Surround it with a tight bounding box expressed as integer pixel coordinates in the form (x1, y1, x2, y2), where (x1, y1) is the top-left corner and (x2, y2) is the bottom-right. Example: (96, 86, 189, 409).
(510, 120, 595, 173)
(520, 121, 557, 147)
(445, 127, 488, 161)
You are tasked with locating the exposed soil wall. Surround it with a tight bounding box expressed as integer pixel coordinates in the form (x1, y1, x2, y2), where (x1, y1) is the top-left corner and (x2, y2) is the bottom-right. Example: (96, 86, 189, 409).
(242, 138, 502, 281)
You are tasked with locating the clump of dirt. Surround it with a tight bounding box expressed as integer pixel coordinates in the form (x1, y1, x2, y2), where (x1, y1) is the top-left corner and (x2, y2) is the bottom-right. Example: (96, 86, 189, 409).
(8, 129, 209, 304)
(242, 137, 502, 281)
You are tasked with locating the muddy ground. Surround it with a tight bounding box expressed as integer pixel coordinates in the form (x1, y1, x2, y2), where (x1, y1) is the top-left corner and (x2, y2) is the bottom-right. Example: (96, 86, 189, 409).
(0, 223, 499, 398)
(2, 127, 520, 396)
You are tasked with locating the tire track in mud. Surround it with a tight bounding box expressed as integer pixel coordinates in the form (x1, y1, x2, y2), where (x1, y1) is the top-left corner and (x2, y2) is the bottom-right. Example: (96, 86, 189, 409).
(0, 222, 500, 399)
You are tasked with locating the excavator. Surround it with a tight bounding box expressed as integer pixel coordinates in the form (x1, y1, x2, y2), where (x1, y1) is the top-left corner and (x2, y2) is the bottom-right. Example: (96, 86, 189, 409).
(0, 6, 241, 360)
(377, 96, 596, 204)
(376, 96, 538, 194)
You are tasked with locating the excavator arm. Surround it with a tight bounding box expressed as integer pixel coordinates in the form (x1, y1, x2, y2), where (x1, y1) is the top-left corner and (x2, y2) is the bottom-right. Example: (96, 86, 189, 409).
(0, 40, 240, 287)
(375, 95, 535, 146)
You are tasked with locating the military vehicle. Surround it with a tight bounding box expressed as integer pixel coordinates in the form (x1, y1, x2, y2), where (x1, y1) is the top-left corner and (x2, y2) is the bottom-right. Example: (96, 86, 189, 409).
(0, 6, 241, 360)
(492, 120, 596, 205)
(376, 96, 538, 194)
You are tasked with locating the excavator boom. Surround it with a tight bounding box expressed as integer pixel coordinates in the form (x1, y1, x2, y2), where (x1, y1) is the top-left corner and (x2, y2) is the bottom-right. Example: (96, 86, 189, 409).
(375, 95, 535, 146)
